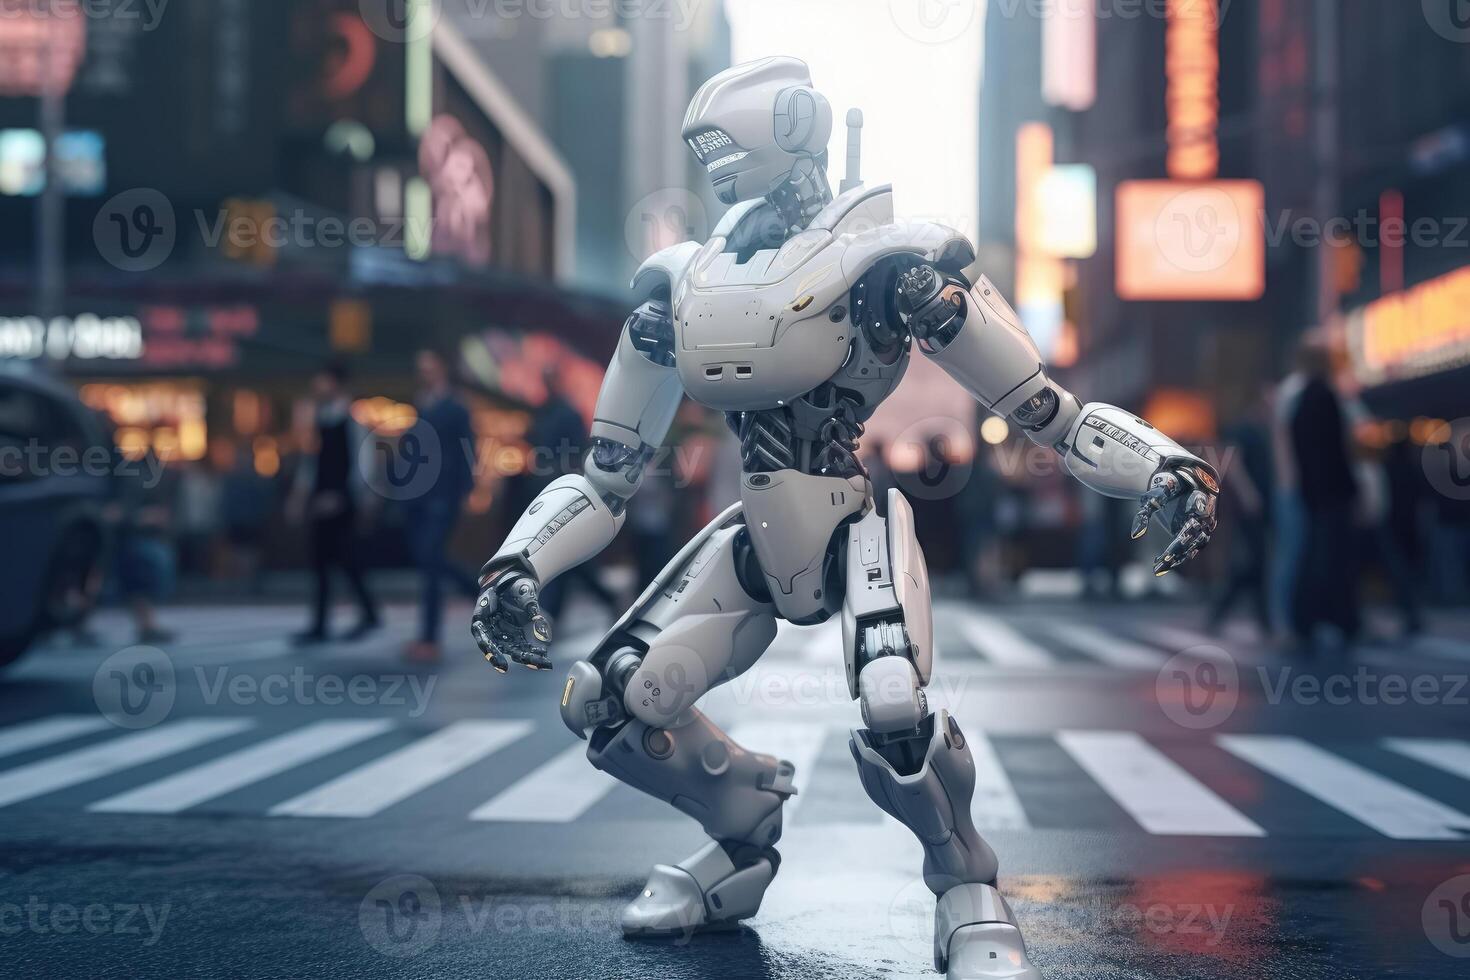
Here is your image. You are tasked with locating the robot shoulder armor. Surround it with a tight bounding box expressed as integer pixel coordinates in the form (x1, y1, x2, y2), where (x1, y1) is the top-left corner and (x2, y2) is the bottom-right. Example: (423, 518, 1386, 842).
(710, 198, 767, 239)
(630, 241, 703, 302)
(839, 216, 976, 281)
(812, 182, 896, 233)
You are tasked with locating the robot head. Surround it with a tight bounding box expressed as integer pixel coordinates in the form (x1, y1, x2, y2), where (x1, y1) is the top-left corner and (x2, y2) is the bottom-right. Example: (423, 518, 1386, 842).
(682, 57, 833, 208)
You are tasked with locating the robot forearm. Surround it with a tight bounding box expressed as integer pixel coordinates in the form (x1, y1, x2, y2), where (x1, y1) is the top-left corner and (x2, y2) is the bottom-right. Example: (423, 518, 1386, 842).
(900, 264, 1219, 570)
(480, 295, 683, 589)
(479, 471, 626, 587)
(897, 264, 1217, 496)
(1055, 402, 1217, 499)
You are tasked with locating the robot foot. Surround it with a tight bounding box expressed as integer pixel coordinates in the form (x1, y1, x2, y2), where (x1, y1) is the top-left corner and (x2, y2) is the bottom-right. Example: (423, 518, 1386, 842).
(621, 839, 778, 938)
(936, 884, 1041, 980)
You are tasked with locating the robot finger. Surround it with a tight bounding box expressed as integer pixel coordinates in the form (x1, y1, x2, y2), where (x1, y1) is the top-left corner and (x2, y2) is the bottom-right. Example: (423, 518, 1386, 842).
(512, 648, 554, 671)
(1130, 485, 1171, 540)
(1153, 518, 1209, 575)
(471, 619, 496, 657)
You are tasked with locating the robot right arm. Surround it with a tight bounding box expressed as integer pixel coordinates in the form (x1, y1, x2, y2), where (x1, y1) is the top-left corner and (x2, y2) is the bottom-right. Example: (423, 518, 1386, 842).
(471, 294, 684, 672)
(895, 262, 1220, 576)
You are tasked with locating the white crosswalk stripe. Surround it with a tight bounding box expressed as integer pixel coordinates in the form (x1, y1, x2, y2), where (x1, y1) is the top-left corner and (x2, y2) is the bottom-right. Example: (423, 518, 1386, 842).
(966, 730, 1029, 830)
(1218, 735, 1470, 840)
(270, 720, 533, 818)
(1042, 622, 1168, 669)
(3, 713, 1470, 841)
(1058, 731, 1264, 836)
(1382, 738, 1470, 782)
(0, 719, 254, 808)
(470, 742, 616, 824)
(953, 611, 1057, 668)
(1136, 624, 1253, 665)
(729, 721, 830, 817)
(777, 619, 842, 664)
(1407, 635, 1470, 663)
(0, 715, 111, 760)
(90, 719, 395, 814)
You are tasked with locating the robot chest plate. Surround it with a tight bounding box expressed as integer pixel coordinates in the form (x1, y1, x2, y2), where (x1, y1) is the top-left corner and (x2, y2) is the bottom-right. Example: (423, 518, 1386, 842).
(670, 234, 856, 412)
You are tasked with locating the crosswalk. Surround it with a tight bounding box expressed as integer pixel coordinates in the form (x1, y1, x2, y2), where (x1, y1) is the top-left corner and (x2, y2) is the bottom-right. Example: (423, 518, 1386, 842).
(269, 720, 533, 818)
(17, 602, 1470, 682)
(4, 712, 1470, 843)
(930, 607, 1470, 675)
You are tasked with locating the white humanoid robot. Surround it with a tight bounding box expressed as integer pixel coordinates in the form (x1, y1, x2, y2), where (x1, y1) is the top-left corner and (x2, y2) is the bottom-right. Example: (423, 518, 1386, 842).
(472, 57, 1220, 980)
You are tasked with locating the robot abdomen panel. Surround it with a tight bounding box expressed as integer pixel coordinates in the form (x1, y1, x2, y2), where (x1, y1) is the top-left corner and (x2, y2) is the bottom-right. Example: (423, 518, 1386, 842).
(740, 469, 868, 623)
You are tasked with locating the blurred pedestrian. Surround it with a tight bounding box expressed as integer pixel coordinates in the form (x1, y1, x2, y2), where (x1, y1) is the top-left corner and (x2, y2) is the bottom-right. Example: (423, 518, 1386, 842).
(403, 349, 480, 663)
(220, 442, 272, 593)
(112, 447, 178, 645)
(176, 456, 222, 578)
(288, 361, 380, 645)
(628, 465, 676, 588)
(1272, 339, 1359, 654)
(1428, 419, 1470, 604)
(956, 433, 1001, 599)
(1206, 410, 1274, 638)
(1348, 410, 1423, 639)
(1076, 490, 1126, 601)
(504, 364, 617, 623)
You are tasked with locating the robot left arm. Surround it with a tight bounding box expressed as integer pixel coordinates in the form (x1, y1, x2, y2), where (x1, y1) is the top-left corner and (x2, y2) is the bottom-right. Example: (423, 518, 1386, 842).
(472, 297, 684, 670)
(897, 264, 1219, 575)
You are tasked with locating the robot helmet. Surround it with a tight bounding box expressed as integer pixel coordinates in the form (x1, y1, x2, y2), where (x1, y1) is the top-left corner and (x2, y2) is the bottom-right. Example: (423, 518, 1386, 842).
(682, 57, 833, 208)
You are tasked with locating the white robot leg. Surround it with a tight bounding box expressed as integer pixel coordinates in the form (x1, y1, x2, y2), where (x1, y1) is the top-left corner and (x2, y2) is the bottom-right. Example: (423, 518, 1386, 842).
(844, 490, 1041, 979)
(559, 504, 791, 937)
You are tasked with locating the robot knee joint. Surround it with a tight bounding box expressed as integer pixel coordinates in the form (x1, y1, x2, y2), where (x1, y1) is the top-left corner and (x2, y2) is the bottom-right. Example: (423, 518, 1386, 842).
(856, 635, 928, 735)
(559, 650, 644, 738)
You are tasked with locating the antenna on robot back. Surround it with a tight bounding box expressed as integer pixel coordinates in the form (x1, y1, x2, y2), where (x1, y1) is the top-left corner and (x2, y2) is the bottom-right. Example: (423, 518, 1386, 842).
(840, 108, 864, 194)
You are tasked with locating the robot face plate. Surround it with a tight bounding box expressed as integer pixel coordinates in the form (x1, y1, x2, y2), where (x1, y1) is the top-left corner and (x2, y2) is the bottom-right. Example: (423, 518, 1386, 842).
(686, 128, 749, 174)
(682, 57, 831, 205)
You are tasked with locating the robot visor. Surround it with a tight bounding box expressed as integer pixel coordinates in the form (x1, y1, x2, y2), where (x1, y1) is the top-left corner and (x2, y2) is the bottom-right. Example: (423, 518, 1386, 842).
(685, 128, 749, 171)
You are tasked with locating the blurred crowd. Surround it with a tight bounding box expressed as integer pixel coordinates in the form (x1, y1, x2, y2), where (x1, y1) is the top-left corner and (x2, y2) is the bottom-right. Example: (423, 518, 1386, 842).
(65, 337, 1467, 662)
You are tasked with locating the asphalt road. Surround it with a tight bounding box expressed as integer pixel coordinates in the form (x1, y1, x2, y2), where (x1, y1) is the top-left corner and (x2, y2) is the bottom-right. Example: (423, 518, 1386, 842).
(2, 598, 1470, 979)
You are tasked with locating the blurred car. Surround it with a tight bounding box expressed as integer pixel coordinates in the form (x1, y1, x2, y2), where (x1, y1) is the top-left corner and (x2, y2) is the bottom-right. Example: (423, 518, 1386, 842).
(0, 364, 110, 666)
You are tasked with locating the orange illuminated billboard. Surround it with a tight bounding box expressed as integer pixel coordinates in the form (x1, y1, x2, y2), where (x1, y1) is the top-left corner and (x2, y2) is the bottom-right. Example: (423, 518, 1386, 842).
(1348, 264, 1470, 385)
(1115, 180, 1266, 301)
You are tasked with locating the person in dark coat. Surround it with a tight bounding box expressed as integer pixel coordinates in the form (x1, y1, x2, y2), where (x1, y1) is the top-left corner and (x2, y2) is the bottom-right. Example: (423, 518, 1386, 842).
(290, 361, 380, 644)
(403, 350, 480, 662)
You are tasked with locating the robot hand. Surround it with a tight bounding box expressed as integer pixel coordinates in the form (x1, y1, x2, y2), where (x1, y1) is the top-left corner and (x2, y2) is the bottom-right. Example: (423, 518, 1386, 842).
(471, 573, 553, 673)
(1131, 463, 1220, 576)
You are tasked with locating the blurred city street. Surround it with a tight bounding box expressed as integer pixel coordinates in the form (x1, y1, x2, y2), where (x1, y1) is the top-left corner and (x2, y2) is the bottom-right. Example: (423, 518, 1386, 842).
(3, 597, 1470, 978)
(4, 0, 1470, 977)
